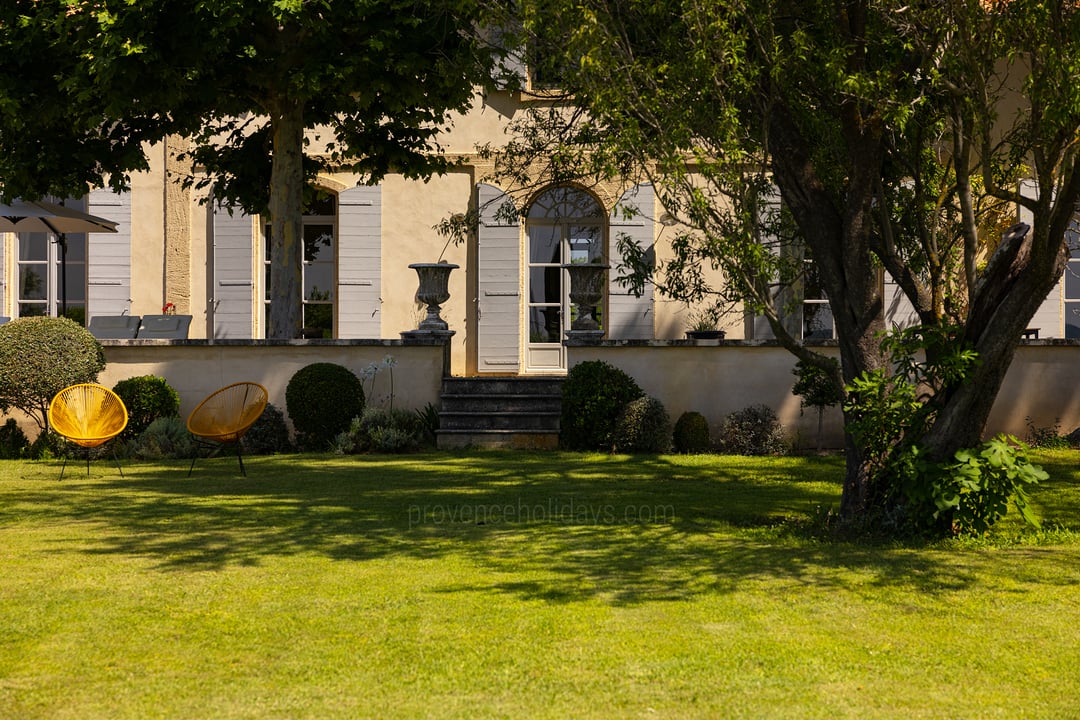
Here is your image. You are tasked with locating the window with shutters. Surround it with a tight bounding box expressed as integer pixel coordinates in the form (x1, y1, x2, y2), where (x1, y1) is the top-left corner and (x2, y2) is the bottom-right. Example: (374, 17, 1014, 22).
(263, 192, 337, 338)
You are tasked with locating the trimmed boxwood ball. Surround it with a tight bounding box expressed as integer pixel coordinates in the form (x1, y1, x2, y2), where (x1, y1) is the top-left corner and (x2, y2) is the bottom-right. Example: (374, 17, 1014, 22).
(286, 362, 365, 450)
(0, 316, 105, 434)
(614, 396, 672, 454)
(673, 411, 711, 454)
(112, 375, 180, 441)
(717, 403, 787, 456)
(560, 360, 644, 451)
(241, 402, 293, 455)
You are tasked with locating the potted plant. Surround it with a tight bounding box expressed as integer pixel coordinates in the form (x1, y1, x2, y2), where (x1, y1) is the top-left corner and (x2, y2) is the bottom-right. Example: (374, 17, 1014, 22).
(685, 304, 726, 340)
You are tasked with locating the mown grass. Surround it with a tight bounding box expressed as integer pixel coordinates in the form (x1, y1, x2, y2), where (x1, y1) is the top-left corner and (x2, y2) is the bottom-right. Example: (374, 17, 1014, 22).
(1, 450, 1079, 719)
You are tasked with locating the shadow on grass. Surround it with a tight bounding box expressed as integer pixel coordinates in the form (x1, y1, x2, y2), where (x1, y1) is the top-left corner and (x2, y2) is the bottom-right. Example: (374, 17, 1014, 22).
(5, 450, 1074, 605)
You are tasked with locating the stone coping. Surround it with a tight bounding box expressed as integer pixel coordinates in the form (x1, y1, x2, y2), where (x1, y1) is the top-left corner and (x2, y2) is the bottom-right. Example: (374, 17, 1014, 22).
(96, 335, 453, 347)
(563, 337, 1080, 347)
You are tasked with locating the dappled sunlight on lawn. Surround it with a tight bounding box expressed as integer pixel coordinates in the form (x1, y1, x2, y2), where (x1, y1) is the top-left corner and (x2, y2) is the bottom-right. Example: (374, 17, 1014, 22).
(7, 450, 1077, 607)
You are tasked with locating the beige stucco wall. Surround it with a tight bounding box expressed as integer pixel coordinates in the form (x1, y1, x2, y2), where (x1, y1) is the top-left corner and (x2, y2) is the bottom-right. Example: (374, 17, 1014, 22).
(129, 143, 165, 318)
(380, 171, 474, 376)
(97, 340, 446, 425)
(568, 341, 1080, 451)
(568, 342, 846, 450)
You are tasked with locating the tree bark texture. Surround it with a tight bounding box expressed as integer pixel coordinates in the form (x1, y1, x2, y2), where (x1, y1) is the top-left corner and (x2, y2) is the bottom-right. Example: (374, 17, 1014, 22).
(266, 100, 305, 340)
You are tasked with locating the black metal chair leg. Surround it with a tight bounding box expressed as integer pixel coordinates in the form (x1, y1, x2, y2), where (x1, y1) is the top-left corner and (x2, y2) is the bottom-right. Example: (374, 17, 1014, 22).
(112, 446, 124, 478)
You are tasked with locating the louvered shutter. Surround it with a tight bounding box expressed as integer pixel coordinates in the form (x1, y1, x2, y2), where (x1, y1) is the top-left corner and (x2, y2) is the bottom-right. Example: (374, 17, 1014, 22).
(476, 183, 521, 373)
(338, 184, 382, 338)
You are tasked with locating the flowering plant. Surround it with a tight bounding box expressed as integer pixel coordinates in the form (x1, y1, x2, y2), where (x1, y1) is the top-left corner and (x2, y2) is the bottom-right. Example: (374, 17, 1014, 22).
(162, 302, 176, 315)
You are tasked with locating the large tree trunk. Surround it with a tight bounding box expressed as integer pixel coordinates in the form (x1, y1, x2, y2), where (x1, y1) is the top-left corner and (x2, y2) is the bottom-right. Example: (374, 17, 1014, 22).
(768, 102, 890, 521)
(922, 221, 1070, 459)
(266, 99, 305, 340)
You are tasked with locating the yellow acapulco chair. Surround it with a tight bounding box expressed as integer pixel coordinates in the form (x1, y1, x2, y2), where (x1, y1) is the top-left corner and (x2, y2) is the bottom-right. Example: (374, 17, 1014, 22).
(48, 383, 129, 480)
(187, 382, 269, 476)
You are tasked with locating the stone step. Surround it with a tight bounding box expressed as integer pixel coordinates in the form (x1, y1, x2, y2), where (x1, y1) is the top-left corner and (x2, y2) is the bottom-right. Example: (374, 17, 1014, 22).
(439, 410, 561, 432)
(437, 376, 564, 449)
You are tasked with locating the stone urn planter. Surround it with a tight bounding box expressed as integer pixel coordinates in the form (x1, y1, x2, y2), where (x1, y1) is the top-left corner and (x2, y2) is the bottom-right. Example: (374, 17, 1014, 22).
(561, 262, 608, 340)
(409, 262, 459, 332)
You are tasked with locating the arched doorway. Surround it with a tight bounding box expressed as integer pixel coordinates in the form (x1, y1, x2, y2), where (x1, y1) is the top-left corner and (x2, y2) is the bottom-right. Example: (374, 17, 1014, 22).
(524, 186, 605, 372)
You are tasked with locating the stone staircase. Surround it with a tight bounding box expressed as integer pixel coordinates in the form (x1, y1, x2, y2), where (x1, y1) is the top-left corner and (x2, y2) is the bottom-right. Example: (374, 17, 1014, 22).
(437, 376, 564, 449)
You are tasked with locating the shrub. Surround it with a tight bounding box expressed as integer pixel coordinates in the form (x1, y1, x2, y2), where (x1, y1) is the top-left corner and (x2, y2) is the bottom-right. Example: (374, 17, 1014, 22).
(895, 435, 1046, 536)
(333, 407, 424, 454)
(27, 429, 69, 460)
(112, 375, 180, 441)
(673, 411, 711, 454)
(560, 360, 644, 451)
(613, 396, 672, 453)
(1024, 416, 1069, 450)
(286, 363, 365, 450)
(716, 404, 786, 455)
(241, 402, 293, 455)
(414, 402, 440, 447)
(0, 317, 105, 433)
(129, 417, 197, 460)
(0, 418, 29, 459)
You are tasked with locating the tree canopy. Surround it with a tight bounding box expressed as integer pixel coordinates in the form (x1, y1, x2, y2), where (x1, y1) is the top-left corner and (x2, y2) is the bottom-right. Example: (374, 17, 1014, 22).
(499, 0, 1080, 531)
(0, 0, 502, 337)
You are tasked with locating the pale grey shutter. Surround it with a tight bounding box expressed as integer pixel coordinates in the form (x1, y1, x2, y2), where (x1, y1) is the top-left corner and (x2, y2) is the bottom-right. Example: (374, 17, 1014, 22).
(490, 22, 527, 91)
(338, 184, 382, 338)
(476, 183, 521, 373)
(211, 203, 254, 339)
(1020, 179, 1061, 337)
(608, 183, 656, 339)
(883, 271, 919, 330)
(87, 189, 132, 317)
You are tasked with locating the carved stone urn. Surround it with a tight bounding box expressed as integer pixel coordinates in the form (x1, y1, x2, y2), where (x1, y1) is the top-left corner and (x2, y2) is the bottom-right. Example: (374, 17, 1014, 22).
(561, 263, 608, 340)
(409, 262, 459, 332)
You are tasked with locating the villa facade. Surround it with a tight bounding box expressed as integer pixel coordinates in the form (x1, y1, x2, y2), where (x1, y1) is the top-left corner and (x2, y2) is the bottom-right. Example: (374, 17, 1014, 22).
(0, 85, 1070, 379)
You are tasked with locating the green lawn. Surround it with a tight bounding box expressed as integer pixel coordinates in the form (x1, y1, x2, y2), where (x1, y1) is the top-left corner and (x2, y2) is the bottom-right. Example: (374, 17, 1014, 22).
(2, 450, 1079, 719)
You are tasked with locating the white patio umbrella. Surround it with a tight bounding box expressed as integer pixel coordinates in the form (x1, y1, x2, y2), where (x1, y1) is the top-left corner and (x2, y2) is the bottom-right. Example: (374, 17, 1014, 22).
(0, 198, 119, 316)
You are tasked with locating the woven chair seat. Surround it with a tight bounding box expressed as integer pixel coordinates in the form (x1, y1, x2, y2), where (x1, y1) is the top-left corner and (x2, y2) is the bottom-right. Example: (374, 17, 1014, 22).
(187, 382, 268, 476)
(48, 383, 128, 479)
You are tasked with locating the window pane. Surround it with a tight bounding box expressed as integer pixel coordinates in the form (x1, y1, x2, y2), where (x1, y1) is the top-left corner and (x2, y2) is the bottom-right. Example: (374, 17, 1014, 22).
(529, 267, 561, 304)
(18, 302, 47, 317)
(527, 187, 603, 220)
(63, 264, 86, 302)
(19, 233, 48, 261)
(1068, 221, 1080, 258)
(568, 226, 603, 263)
(529, 226, 560, 263)
(1067, 303, 1080, 339)
(803, 262, 827, 300)
(305, 265, 334, 301)
(1066, 262, 1080, 300)
(303, 303, 333, 336)
(529, 307, 561, 343)
(62, 234, 87, 262)
(804, 302, 834, 339)
(19, 266, 47, 300)
(62, 305, 86, 326)
(304, 225, 334, 262)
